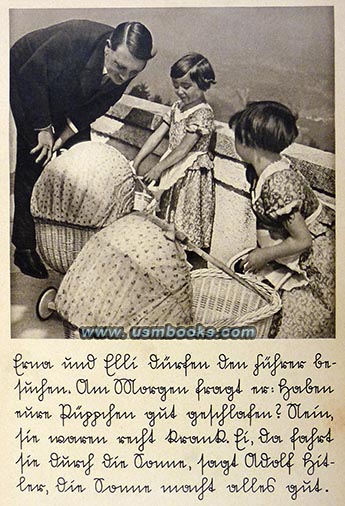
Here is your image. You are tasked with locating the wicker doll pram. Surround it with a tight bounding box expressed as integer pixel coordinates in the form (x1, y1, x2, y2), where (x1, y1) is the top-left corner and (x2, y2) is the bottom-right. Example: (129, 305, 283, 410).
(184, 233, 281, 338)
(31, 142, 136, 274)
(37, 214, 281, 340)
(61, 258, 281, 339)
(43, 271, 281, 339)
(191, 269, 280, 338)
(32, 143, 280, 338)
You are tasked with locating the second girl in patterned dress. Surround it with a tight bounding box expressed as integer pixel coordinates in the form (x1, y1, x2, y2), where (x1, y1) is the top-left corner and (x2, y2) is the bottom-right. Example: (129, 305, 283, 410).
(228, 101, 334, 337)
(133, 53, 216, 253)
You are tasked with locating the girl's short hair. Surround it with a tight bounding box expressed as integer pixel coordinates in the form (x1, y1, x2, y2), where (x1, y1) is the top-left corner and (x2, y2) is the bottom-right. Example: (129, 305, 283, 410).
(109, 22, 155, 61)
(170, 53, 216, 91)
(229, 101, 298, 153)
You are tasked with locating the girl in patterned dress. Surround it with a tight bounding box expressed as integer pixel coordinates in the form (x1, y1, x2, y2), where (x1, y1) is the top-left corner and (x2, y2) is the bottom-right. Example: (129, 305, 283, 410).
(133, 53, 216, 256)
(229, 101, 334, 337)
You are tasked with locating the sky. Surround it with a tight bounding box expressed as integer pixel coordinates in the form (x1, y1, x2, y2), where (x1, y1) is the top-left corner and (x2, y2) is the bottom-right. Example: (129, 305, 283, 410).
(9, 7, 334, 77)
(9, 7, 335, 149)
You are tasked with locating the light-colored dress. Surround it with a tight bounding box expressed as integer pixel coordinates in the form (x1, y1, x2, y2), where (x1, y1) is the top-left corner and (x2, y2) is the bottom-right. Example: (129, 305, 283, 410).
(250, 156, 334, 338)
(157, 101, 215, 249)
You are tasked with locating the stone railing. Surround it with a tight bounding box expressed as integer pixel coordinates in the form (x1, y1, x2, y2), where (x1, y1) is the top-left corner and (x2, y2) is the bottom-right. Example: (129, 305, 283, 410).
(91, 94, 335, 263)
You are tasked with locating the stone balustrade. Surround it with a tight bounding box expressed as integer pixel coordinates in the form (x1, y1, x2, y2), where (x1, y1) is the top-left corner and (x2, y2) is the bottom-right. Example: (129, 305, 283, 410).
(91, 94, 335, 263)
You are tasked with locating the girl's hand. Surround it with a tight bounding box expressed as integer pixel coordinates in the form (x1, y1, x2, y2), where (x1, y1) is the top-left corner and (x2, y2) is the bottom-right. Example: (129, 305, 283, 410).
(132, 158, 140, 172)
(143, 164, 163, 184)
(243, 248, 268, 273)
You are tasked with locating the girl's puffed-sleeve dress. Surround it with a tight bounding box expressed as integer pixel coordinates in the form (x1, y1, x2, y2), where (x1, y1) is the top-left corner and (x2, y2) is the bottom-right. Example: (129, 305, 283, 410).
(157, 101, 215, 249)
(251, 156, 334, 337)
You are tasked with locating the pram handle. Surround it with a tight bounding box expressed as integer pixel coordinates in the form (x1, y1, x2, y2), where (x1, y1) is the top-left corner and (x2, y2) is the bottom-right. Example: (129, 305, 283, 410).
(184, 239, 271, 303)
(138, 212, 272, 303)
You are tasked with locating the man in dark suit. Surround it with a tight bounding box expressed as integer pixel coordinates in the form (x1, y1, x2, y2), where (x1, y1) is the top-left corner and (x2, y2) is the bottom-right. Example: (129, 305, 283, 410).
(11, 19, 154, 278)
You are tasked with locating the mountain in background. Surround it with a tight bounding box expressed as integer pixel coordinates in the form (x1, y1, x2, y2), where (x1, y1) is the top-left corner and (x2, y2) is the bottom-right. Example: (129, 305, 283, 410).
(12, 7, 335, 152)
(133, 60, 334, 153)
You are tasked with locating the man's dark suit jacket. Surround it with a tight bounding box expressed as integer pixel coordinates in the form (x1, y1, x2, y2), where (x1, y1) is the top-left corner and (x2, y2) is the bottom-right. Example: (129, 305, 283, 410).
(10, 19, 135, 250)
(11, 19, 129, 145)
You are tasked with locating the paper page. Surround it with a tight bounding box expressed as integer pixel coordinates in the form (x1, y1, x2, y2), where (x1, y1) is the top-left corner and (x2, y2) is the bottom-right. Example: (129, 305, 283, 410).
(1, 1, 344, 505)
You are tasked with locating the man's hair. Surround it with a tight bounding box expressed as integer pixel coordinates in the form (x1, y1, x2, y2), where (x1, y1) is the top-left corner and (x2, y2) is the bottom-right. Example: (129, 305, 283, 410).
(170, 53, 216, 91)
(229, 101, 298, 153)
(109, 22, 154, 61)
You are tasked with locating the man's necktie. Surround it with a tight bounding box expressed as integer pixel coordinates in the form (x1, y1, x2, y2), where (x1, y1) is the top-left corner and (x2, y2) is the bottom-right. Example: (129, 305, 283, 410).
(101, 74, 110, 86)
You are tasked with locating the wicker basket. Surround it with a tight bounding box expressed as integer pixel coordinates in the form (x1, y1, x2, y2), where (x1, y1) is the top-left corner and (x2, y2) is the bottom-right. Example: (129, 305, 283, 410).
(191, 268, 281, 338)
(62, 269, 280, 339)
(35, 220, 98, 274)
(133, 191, 154, 212)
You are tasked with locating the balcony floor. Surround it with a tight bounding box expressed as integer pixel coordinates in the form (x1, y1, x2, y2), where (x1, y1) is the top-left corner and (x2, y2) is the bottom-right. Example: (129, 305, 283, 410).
(11, 256, 64, 339)
(9, 127, 334, 339)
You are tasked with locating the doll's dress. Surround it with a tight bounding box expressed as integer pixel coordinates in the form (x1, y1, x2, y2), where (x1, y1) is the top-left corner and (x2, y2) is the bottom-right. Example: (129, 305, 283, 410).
(157, 101, 215, 249)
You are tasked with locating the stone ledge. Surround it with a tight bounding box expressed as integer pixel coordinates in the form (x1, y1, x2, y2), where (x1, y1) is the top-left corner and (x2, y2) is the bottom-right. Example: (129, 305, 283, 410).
(91, 94, 335, 265)
(92, 115, 168, 156)
(95, 94, 335, 199)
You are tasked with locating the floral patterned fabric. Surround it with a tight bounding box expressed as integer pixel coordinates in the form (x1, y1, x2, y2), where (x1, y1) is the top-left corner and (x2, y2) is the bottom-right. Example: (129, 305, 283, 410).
(30, 141, 135, 273)
(250, 157, 335, 338)
(158, 101, 215, 248)
(163, 101, 215, 159)
(252, 157, 320, 227)
(31, 141, 135, 228)
(274, 279, 335, 339)
(55, 213, 193, 332)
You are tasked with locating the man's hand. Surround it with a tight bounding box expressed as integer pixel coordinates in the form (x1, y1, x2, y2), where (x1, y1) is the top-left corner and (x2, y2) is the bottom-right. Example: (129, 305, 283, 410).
(53, 124, 75, 153)
(30, 128, 54, 164)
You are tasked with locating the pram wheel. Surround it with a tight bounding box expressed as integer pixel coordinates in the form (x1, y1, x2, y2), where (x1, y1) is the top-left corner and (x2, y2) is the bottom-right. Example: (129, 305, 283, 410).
(36, 287, 57, 321)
